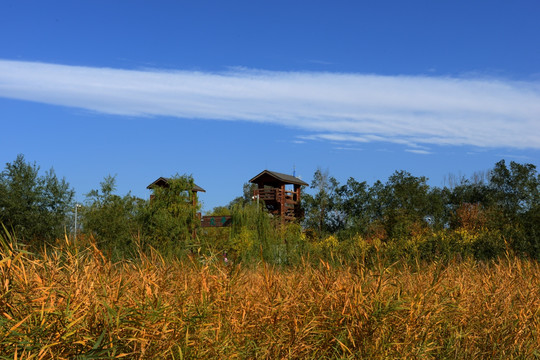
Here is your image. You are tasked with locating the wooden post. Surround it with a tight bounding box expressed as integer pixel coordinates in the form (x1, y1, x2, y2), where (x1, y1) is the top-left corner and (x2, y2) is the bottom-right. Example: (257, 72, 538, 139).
(192, 190, 197, 240)
(280, 184, 286, 225)
(293, 184, 299, 220)
(294, 184, 300, 203)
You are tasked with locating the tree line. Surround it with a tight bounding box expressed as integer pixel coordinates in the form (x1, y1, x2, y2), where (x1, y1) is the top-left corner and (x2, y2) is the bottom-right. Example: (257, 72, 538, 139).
(301, 162, 539, 260)
(1, 154, 539, 262)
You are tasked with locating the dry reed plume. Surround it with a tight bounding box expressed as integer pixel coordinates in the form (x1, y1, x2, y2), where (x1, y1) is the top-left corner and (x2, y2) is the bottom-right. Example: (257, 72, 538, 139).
(1, 235, 539, 359)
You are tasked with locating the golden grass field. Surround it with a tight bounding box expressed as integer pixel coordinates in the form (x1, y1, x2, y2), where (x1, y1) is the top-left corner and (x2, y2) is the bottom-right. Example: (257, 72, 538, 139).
(1, 236, 539, 359)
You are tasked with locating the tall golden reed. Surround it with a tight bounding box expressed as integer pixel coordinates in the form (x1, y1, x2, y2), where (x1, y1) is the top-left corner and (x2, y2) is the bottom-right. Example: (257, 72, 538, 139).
(0, 234, 539, 359)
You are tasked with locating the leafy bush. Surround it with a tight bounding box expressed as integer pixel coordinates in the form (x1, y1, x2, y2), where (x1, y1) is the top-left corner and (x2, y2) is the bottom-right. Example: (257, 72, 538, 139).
(138, 175, 200, 257)
(4, 229, 539, 359)
(0, 154, 74, 246)
(81, 175, 143, 258)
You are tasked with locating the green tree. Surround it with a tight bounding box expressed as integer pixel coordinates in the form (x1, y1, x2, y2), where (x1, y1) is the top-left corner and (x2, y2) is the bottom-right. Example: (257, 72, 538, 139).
(0, 154, 74, 244)
(82, 175, 144, 256)
(445, 176, 491, 229)
(227, 182, 257, 208)
(335, 177, 371, 234)
(489, 160, 539, 218)
(372, 171, 433, 240)
(303, 168, 342, 235)
(488, 160, 540, 257)
(138, 175, 200, 253)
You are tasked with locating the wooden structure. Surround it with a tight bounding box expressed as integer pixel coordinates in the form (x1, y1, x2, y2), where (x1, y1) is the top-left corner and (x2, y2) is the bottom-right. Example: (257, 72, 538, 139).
(147, 177, 206, 238)
(147, 170, 308, 234)
(201, 215, 233, 228)
(146, 177, 206, 208)
(249, 170, 308, 223)
(147, 177, 232, 231)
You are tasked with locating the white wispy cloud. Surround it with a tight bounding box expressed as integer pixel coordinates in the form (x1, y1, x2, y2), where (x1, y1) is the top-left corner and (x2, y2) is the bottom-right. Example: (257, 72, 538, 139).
(1, 59, 539, 149)
(334, 147, 363, 152)
(405, 149, 432, 155)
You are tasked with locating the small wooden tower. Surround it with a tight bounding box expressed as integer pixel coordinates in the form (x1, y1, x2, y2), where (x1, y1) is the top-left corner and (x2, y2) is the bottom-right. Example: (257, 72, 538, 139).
(146, 177, 206, 208)
(147, 177, 206, 239)
(249, 170, 308, 223)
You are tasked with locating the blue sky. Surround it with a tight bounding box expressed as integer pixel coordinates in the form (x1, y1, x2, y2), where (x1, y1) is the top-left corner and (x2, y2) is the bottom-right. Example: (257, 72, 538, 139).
(1, 1, 539, 212)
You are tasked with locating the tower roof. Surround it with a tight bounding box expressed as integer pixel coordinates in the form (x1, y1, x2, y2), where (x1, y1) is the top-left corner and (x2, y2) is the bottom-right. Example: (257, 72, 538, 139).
(146, 177, 206, 192)
(249, 170, 308, 186)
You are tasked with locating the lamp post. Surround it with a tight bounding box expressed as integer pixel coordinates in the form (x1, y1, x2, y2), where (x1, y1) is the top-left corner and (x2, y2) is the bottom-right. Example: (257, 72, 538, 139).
(252, 194, 260, 209)
(74, 203, 81, 242)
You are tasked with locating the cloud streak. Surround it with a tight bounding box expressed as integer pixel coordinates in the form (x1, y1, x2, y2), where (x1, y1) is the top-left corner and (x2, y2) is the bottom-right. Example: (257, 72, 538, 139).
(1, 59, 539, 149)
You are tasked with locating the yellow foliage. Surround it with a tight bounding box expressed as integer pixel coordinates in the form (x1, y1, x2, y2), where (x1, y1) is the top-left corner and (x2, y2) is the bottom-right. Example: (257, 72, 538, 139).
(1, 234, 539, 358)
(353, 234, 370, 252)
(314, 235, 339, 251)
(231, 227, 255, 254)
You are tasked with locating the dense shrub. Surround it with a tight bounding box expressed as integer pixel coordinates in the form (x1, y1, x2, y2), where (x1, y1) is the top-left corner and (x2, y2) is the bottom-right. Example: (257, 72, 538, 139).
(3, 230, 539, 359)
(81, 175, 143, 259)
(0, 154, 74, 247)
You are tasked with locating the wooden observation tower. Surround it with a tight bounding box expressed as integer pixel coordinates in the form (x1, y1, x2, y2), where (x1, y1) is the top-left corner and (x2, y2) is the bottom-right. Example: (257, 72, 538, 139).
(249, 170, 308, 223)
(146, 177, 232, 233)
(146, 177, 206, 208)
